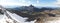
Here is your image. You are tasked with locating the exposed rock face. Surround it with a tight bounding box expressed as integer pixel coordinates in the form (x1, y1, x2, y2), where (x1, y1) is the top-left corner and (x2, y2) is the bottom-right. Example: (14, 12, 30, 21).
(35, 10, 60, 23)
(20, 5, 34, 12)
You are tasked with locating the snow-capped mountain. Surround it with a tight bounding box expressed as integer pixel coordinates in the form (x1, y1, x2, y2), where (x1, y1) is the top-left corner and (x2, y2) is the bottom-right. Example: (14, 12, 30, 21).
(1, 5, 60, 23)
(0, 5, 36, 23)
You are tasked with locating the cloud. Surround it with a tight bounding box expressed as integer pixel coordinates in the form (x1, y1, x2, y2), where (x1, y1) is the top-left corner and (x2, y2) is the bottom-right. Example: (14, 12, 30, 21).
(0, 2, 30, 6)
(0, 0, 31, 6)
(54, 0, 60, 7)
(0, 0, 60, 7)
(57, 0, 60, 6)
(37, 0, 40, 3)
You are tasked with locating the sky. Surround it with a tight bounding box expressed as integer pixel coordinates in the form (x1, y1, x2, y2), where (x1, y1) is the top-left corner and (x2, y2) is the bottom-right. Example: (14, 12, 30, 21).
(0, 0, 60, 7)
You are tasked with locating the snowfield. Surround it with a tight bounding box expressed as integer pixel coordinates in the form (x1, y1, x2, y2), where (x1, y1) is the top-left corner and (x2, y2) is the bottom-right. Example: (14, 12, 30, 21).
(0, 11, 36, 23)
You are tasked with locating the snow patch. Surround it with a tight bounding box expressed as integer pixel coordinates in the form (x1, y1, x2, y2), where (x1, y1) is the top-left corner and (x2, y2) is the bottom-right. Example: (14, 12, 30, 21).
(6, 11, 36, 23)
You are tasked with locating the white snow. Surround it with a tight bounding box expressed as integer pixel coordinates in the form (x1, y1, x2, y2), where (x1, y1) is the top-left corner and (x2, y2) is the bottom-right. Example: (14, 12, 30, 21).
(0, 11, 36, 23)
(6, 11, 36, 23)
(0, 15, 4, 19)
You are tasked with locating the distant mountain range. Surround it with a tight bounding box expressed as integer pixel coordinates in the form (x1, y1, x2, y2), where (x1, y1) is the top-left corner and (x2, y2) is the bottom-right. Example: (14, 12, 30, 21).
(6, 5, 55, 12)
(5, 5, 59, 22)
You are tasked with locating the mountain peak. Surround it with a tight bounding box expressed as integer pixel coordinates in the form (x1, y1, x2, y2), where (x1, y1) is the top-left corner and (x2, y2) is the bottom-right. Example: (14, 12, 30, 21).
(29, 5, 34, 7)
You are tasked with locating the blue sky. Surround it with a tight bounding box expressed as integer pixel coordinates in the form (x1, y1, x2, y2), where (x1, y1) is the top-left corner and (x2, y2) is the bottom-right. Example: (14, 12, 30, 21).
(0, 0, 60, 7)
